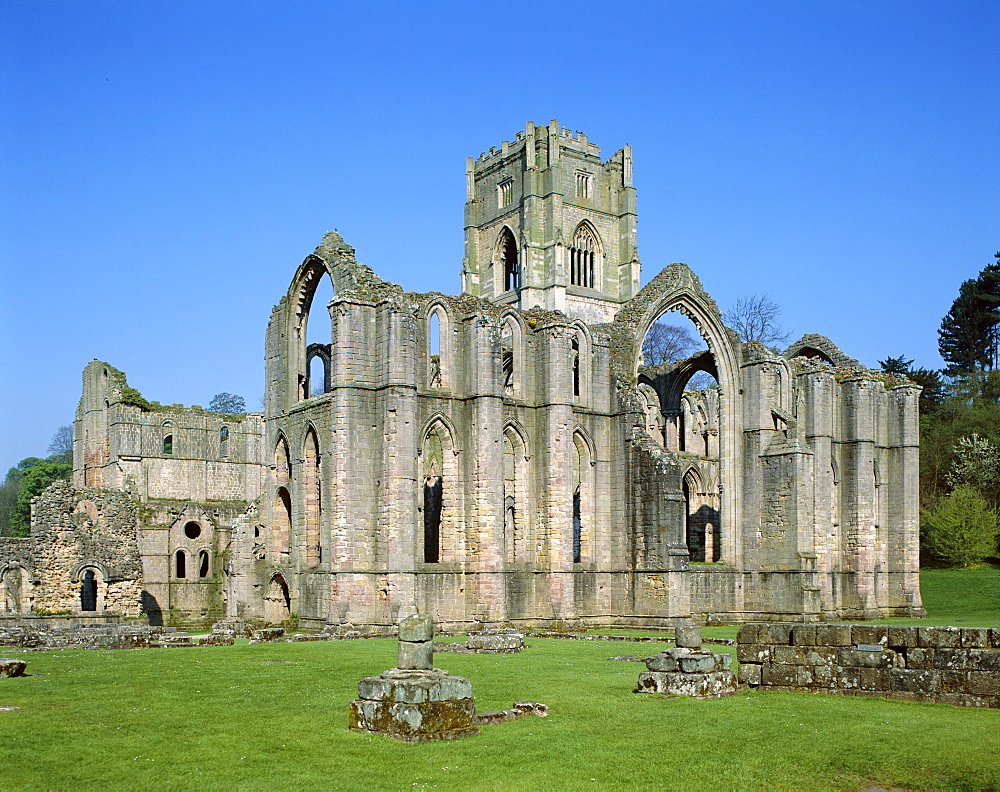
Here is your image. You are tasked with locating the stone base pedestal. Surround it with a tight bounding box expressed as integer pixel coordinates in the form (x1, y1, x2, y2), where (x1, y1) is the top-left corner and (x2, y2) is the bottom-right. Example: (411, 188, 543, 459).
(466, 631, 525, 653)
(636, 647, 737, 698)
(349, 668, 478, 743)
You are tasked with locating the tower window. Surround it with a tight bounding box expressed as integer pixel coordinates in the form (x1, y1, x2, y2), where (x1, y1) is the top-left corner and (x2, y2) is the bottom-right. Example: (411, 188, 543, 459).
(497, 227, 520, 292)
(498, 179, 513, 208)
(576, 171, 592, 199)
(570, 224, 597, 288)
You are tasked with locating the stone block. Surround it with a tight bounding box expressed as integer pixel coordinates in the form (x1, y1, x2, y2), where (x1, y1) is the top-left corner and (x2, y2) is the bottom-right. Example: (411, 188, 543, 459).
(678, 654, 717, 674)
(736, 623, 762, 645)
(0, 659, 26, 678)
(974, 650, 1000, 671)
(918, 626, 960, 648)
(759, 624, 793, 645)
(835, 667, 863, 690)
(645, 653, 679, 672)
(811, 664, 836, 688)
(356, 670, 473, 704)
(675, 624, 702, 648)
(890, 669, 939, 693)
(737, 663, 761, 686)
(762, 663, 806, 687)
(991, 629, 1000, 649)
(398, 640, 433, 670)
(466, 632, 524, 652)
(905, 647, 935, 670)
(348, 696, 477, 742)
(398, 614, 433, 642)
(815, 624, 852, 646)
(636, 670, 738, 698)
(887, 626, 919, 648)
(197, 634, 234, 647)
(961, 628, 990, 649)
(966, 671, 1000, 696)
(790, 625, 816, 646)
(851, 625, 888, 647)
(801, 646, 838, 666)
(837, 648, 893, 668)
(859, 668, 889, 691)
(737, 643, 770, 664)
(933, 649, 972, 670)
(772, 646, 805, 665)
(939, 670, 969, 693)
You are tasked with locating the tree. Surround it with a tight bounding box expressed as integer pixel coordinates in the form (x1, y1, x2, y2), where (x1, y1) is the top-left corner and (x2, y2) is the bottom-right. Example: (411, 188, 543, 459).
(921, 486, 1000, 567)
(46, 425, 73, 465)
(938, 254, 1000, 378)
(878, 356, 947, 415)
(6, 460, 72, 537)
(724, 294, 791, 346)
(641, 322, 700, 366)
(878, 355, 914, 375)
(947, 433, 1000, 503)
(209, 393, 246, 414)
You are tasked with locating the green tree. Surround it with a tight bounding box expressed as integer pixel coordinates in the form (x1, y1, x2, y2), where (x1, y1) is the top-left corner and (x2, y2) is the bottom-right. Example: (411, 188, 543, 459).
(938, 254, 1000, 378)
(921, 486, 1000, 567)
(6, 460, 71, 537)
(878, 355, 914, 375)
(209, 393, 246, 414)
(878, 356, 948, 415)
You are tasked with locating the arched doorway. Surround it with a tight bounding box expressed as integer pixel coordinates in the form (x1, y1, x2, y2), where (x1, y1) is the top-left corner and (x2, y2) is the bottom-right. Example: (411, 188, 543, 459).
(264, 574, 291, 624)
(80, 569, 98, 612)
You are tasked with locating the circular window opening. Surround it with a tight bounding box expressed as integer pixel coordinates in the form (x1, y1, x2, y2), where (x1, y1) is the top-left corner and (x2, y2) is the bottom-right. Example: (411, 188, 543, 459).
(184, 522, 202, 539)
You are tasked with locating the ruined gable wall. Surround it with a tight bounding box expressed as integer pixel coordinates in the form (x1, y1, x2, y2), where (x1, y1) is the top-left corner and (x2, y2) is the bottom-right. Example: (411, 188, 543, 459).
(29, 481, 142, 617)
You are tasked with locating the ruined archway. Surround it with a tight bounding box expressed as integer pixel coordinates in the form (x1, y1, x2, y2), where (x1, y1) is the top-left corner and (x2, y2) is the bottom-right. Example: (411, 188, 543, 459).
(612, 263, 743, 566)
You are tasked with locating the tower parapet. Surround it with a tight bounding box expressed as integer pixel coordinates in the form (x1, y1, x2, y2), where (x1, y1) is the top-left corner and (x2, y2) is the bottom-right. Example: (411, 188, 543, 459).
(462, 121, 639, 324)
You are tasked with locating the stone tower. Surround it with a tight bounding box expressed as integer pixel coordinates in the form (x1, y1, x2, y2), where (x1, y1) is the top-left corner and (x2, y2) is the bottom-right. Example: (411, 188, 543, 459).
(461, 120, 640, 324)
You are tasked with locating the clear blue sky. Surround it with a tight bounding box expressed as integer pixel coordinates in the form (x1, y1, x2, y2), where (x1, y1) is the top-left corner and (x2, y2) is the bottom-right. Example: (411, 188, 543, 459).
(1, 1, 996, 470)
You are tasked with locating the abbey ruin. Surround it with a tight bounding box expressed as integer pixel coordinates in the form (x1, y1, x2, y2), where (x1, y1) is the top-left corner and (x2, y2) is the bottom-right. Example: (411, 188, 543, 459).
(0, 121, 925, 630)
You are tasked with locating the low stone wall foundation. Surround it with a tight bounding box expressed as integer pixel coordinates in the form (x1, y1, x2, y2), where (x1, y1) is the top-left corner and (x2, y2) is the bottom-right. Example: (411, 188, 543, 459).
(737, 623, 1000, 708)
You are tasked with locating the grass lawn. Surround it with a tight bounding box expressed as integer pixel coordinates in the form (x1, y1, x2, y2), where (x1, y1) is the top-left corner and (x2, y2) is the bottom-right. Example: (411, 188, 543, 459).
(0, 566, 997, 791)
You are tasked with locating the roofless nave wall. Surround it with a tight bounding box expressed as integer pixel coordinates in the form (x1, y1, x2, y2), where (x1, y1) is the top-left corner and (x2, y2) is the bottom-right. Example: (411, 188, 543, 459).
(1, 121, 924, 630)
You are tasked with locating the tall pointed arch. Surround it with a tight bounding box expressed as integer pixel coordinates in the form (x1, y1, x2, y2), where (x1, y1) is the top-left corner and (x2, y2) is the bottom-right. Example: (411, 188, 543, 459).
(500, 312, 525, 397)
(572, 429, 596, 564)
(502, 421, 530, 563)
(426, 302, 452, 389)
(494, 226, 520, 293)
(303, 427, 321, 566)
(419, 416, 462, 564)
(614, 264, 743, 565)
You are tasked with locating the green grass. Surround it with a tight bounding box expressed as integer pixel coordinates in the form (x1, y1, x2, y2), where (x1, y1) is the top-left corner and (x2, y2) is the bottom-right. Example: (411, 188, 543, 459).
(0, 567, 997, 790)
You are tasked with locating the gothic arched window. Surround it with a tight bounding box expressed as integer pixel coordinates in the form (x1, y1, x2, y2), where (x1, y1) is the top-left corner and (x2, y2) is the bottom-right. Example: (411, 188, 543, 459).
(570, 224, 598, 288)
(497, 227, 520, 292)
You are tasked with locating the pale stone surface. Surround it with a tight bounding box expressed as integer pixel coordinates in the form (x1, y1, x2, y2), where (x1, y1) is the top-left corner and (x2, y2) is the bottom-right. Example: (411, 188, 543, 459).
(675, 624, 702, 648)
(636, 670, 738, 698)
(466, 632, 525, 653)
(399, 614, 433, 642)
(397, 640, 433, 670)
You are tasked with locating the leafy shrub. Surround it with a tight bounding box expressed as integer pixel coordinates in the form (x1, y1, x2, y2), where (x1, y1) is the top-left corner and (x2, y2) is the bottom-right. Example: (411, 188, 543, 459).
(921, 486, 1000, 567)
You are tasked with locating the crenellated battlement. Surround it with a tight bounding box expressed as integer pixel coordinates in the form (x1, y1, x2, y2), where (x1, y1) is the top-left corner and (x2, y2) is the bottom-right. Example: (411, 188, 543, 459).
(475, 120, 602, 165)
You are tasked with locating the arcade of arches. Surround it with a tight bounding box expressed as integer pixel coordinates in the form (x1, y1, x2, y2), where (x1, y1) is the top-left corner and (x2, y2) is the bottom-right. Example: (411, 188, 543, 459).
(2, 123, 923, 631)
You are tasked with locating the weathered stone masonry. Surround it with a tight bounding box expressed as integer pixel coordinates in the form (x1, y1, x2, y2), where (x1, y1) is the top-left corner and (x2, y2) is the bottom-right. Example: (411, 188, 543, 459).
(6, 121, 924, 631)
(737, 623, 1000, 709)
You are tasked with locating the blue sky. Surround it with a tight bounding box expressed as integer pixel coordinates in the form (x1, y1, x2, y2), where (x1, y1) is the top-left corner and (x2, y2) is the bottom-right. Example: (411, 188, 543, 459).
(1, 1, 996, 470)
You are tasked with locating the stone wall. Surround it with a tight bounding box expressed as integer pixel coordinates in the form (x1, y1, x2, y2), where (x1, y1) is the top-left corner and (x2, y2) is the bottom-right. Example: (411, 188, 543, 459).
(737, 623, 1000, 708)
(26, 482, 143, 617)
